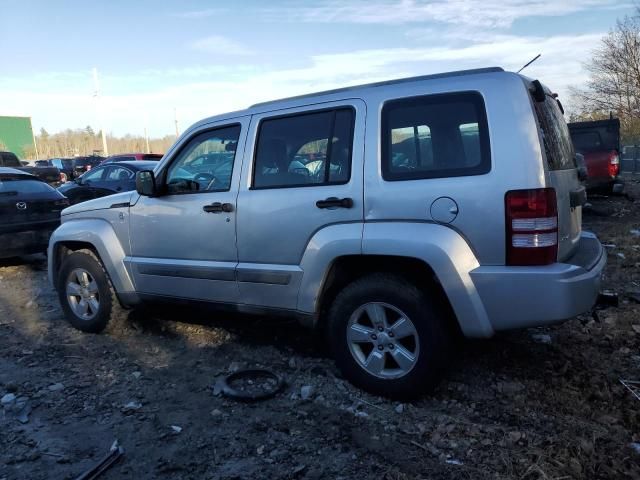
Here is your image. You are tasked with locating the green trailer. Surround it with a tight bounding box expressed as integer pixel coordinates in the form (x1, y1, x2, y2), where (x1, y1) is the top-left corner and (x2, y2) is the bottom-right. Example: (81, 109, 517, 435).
(0, 116, 36, 159)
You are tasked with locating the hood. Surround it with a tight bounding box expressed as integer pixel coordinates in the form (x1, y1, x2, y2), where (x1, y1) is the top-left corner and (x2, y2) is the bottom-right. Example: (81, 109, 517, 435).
(61, 191, 135, 216)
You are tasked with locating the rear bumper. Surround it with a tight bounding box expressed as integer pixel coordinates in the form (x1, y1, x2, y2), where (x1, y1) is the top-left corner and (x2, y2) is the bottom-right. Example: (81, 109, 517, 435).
(0, 228, 56, 258)
(470, 231, 605, 331)
(586, 176, 624, 193)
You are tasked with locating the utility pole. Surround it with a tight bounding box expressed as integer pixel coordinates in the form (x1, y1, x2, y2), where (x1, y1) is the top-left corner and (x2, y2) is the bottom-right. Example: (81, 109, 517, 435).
(144, 127, 151, 153)
(92, 67, 109, 156)
(174, 107, 180, 137)
(144, 113, 151, 153)
(30, 118, 39, 160)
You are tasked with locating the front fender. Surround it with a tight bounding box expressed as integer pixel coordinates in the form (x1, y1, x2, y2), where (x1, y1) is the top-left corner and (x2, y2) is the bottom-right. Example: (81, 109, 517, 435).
(47, 219, 138, 303)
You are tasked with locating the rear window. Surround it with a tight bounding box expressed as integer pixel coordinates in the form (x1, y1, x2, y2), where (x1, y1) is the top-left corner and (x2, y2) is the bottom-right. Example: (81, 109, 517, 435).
(571, 131, 602, 151)
(1, 153, 21, 168)
(142, 154, 163, 160)
(381, 92, 491, 181)
(533, 97, 576, 171)
(0, 178, 54, 194)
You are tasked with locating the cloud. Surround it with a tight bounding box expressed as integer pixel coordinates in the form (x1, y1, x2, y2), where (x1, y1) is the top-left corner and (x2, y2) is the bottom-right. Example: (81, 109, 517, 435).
(172, 8, 226, 19)
(263, 0, 630, 28)
(189, 35, 253, 55)
(0, 31, 605, 137)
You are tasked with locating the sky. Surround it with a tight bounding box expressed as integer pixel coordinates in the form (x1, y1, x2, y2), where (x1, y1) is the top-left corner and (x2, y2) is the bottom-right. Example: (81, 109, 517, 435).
(0, 0, 635, 138)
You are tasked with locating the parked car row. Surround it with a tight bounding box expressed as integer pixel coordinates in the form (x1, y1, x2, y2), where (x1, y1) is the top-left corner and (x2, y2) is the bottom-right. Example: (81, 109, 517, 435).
(0, 68, 609, 398)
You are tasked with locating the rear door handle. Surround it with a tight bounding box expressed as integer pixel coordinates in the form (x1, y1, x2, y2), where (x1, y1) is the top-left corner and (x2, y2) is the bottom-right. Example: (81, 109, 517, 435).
(316, 197, 353, 209)
(203, 202, 234, 213)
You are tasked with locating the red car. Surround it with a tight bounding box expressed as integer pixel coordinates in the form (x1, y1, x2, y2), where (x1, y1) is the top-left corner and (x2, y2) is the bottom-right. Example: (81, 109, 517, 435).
(568, 118, 623, 194)
(101, 153, 163, 164)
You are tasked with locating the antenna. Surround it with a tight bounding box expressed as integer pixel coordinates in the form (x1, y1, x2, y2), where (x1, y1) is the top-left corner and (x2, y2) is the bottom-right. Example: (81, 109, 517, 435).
(517, 54, 541, 73)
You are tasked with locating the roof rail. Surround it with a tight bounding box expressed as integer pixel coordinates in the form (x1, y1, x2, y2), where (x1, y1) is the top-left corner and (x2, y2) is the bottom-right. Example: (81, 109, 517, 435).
(251, 67, 504, 108)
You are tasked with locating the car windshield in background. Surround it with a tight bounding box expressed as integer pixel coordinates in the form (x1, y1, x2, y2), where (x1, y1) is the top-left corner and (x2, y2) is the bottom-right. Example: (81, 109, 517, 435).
(35, 160, 50, 167)
(0, 178, 53, 194)
(142, 154, 162, 160)
(533, 96, 576, 171)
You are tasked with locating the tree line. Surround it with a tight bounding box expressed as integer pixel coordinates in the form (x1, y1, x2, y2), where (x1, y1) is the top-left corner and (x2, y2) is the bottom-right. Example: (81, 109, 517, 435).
(24, 126, 176, 159)
(570, 8, 640, 144)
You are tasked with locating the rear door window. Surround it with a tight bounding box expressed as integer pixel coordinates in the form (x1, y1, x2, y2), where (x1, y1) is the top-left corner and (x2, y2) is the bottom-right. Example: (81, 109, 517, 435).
(381, 92, 490, 181)
(533, 97, 576, 171)
(252, 108, 354, 189)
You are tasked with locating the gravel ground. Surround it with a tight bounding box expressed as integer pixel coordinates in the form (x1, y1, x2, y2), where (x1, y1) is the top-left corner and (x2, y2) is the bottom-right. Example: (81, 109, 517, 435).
(1, 179, 640, 479)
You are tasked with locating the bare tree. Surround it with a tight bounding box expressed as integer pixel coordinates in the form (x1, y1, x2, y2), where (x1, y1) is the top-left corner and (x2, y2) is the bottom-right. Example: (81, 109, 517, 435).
(570, 10, 640, 142)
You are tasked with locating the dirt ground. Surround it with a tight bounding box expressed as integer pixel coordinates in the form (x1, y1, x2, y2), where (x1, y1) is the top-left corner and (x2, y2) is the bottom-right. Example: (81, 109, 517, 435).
(2, 179, 640, 480)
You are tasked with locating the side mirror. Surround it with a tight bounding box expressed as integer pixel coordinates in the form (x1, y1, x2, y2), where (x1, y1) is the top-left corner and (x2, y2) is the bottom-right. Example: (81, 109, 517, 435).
(136, 170, 157, 196)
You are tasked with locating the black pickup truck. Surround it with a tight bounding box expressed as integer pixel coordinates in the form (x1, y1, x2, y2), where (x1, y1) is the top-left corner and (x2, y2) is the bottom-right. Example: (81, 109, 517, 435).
(0, 151, 61, 186)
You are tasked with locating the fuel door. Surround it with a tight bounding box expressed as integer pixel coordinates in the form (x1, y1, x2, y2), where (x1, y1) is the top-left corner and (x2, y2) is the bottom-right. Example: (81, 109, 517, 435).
(430, 196, 459, 224)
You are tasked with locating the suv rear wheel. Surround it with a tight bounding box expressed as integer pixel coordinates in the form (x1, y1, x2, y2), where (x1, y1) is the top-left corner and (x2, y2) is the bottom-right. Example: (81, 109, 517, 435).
(327, 273, 449, 399)
(57, 249, 126, 333)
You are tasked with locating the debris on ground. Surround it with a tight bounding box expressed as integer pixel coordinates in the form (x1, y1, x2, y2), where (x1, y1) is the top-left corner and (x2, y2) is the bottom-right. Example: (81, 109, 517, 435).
(620, 379, 640, 401)
(74, 440, 124, 480)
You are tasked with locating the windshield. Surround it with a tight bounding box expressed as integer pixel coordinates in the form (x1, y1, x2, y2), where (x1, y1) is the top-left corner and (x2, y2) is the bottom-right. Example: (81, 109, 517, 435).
(0, 178, 54, 194)
(533, 95, 576, 171)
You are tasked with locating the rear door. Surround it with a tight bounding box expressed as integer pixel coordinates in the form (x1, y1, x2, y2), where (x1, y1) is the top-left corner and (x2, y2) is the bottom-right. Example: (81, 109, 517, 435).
(235, 100, 365, 309)
(532, 94, 582, 260)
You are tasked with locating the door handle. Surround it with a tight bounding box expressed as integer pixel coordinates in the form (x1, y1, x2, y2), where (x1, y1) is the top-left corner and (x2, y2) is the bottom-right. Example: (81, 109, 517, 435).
(203, 202, 234, 213)
(316, 197, 353, 209)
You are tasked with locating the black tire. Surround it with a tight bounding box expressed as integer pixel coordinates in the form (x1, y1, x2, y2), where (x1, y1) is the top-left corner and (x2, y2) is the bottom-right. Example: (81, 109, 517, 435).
(327, 273, 450, 400)
(57, 249, 127, 333)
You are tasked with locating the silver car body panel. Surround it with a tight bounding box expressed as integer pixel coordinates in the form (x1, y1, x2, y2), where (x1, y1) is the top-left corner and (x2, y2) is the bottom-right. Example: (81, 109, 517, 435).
(48, 216, 138, 300)
(48, 67, 605, 338)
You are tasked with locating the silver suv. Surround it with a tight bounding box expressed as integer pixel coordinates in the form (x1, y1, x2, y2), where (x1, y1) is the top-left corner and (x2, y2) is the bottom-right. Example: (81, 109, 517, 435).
(48, 67, 605, 399)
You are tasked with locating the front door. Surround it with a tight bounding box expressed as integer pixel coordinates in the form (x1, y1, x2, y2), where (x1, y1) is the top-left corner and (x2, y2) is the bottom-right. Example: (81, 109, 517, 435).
(128, 118, 248, 303)
(235, 101, 365, 309)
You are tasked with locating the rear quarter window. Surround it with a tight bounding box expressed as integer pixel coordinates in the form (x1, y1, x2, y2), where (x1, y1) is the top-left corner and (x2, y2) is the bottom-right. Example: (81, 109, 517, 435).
(381, 92, 491, 181)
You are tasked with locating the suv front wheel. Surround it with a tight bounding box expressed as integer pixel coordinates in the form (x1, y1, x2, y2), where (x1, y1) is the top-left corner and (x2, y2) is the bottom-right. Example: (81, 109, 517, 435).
(327, 273, 449, 399)
(57, 249, 126, 333)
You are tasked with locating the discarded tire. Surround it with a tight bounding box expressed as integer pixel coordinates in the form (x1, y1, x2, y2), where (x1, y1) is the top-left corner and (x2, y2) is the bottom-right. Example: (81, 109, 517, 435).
(220, 369, 284, 402)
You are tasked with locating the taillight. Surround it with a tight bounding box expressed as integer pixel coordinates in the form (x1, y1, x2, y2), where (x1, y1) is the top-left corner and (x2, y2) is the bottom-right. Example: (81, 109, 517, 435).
(608, 151, 619, 177)
(505, 188, 558, 266)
